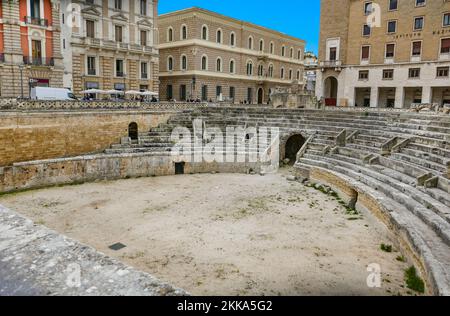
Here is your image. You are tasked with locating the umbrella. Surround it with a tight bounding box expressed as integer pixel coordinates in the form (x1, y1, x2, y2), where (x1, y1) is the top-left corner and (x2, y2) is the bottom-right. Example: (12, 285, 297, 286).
(125, 90, 143, 95)
(104, 89, 124, 95)
(81, 89, 104, 94)
(141, 91, 158, 96)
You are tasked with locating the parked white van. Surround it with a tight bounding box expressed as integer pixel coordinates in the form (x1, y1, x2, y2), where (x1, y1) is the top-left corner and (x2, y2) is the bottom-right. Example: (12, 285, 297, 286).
(30, 87, 77, 101)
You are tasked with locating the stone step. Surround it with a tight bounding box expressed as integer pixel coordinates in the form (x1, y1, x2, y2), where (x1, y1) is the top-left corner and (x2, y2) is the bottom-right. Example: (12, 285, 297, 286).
(401, 147, 449, 166)
(407, 143, 450, 159)
(301, 154, 450, 244)
(392, 153, 447, 174)
(295, 160, 450, 296)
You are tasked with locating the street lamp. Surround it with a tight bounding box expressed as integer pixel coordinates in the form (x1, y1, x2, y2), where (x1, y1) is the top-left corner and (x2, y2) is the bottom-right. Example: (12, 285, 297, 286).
(18, 64, 24, 99)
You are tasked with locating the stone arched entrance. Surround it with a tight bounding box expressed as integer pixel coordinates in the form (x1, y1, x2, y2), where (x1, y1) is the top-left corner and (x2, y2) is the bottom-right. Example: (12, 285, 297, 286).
(282, 134, 306, 165)
(128, 122, 138, 141)
(324, 76, 338, 106)
(257, 88, 264, 104)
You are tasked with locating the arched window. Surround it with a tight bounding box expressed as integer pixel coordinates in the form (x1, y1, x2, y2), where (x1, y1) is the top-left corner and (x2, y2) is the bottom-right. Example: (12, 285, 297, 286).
(289, 69, 293, 80)
(258, 64, 264, 76)
(270, 42, 274, 54)
(181, 55, 187, 71)
(181, 25, 187, 40)
(230, 32, 235, 46)
(296, 70, 301, 80)
(229, 59, 235, 74)
(248, 36, 253, 50)
(259, 39, 264, 52)
(281, 67, 285, 79)
(290, 47, 294, 58)
(167, 27, 173, 42)
(216, 29, 222, 43)
(246, 60, 253, 76)
(297, 50, 302, 60)
(167, 56, 173, 71)
(281, 45, 286, 57)
(201, 55, 208, 71)
(268, 64, 274, 77)
(202, 25, 208, 40)
(216, 57, 222, 72)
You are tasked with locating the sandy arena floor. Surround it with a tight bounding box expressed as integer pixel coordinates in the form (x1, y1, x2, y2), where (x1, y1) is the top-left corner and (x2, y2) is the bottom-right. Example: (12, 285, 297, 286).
(0, 170, 414, 296)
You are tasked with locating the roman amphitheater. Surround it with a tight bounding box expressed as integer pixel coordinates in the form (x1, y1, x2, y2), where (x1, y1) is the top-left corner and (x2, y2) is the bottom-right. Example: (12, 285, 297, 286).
(0, 100, 449, 296)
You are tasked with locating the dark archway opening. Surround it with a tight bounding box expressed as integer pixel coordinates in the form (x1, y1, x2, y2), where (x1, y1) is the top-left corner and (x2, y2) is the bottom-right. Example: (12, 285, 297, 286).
(128, 122, 138, 141)
(175, 162, 185, 175)
(284, 134, 305, 165)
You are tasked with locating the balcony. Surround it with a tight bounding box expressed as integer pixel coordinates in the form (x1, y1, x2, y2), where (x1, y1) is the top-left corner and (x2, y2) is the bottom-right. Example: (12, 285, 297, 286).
(116, 72, 124, 77)
(87, 69, 96, 76)
(319, 60, 342, 72)
(141, 73, 148, 79)
(0, 53, 5, 63)
(23, 56, 55, 66)
(25, 16, 49, 27)
(320, 60, 342, 68)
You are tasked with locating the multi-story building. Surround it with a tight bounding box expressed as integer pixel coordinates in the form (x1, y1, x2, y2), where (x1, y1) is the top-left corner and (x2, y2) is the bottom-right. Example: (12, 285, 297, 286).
(158, 7, 305, 104)
(0, 0, 64, 98)
(60, 0, 159, 95)
(304, 51, 318, 92)
(316, 0, 450, 108)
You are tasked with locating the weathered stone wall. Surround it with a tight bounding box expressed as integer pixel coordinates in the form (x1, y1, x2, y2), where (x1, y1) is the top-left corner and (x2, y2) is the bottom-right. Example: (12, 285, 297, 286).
(0, 153, 264, 194)
(0, 110, 175, 167)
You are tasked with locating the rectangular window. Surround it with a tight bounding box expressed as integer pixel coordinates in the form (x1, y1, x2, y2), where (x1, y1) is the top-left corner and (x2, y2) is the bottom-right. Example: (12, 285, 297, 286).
(412, 41, 422, 56)
(383, 69, 394, 80)
(389, 0, 398, 11)
(387, 20, 397, 33)
(364, 2, 372, 16)
(116, 60, 124, 77)
(362, 24, 371, 36)
(115, 25, 123, 42)
(441, 38, 450, 54)
(385, 44, 395, 58)
(140, 30, 147, 46)
(358, 70, 369, 80)
(408, 68, 421, 79)
(414, 17, 424, 31)
(140, 0, 147, 15)
(141, 62, 148, 79)
(437, 67, 449, 78)
(87, 56, 96, 76)
(361, 46, 370, 60)
(86, 20, 95, 38)
(329, 47, 337, 61)
(415, 0, 426, 7)
(30, 0, 41, 19)
(115, 0, 122, 10)
(444, 13, 450, 27)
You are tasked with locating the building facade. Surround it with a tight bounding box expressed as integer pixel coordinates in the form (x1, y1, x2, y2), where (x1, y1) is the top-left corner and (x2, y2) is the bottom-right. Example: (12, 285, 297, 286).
(304, 51, 318, 92)
(60, 0, 159, 95)
(158, 7, 305, 104)
(316, 0, 450, 108)
(0, 0, 64, 98)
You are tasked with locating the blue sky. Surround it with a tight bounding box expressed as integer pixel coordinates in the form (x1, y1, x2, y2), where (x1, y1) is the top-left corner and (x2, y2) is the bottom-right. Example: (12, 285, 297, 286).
(159, 0, 321, 54)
